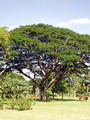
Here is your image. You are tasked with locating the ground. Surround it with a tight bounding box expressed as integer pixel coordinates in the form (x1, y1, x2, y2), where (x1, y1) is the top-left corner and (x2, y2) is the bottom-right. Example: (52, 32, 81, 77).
(0, 97, 90, 120)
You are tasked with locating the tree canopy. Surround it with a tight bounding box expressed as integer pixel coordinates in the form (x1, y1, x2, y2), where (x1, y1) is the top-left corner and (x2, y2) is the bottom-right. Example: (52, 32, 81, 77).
(5, 24, 90, 101)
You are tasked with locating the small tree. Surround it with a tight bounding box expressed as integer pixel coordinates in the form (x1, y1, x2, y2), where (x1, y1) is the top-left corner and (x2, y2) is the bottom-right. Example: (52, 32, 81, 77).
(0, 72, 30, 98)
(52, 79, 71, 100)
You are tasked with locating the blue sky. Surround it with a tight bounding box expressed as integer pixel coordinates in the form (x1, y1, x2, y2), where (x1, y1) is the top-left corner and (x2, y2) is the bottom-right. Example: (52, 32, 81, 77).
(0, 0, 90, 34)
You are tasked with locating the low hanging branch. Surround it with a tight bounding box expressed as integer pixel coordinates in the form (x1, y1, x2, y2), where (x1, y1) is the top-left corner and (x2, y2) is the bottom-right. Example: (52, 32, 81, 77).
(0, 69, 6, 76)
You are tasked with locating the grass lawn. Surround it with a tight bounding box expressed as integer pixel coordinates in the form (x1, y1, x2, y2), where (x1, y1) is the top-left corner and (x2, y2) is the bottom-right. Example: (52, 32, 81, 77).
(0, 97, 90, 120)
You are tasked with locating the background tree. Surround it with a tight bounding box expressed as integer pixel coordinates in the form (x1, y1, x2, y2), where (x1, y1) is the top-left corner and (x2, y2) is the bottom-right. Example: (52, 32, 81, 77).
(28, 78, 42, 95)
(0, 27, 10, 75)
(52, 79, 71, 100)
(69, 73, 82, 100)
(9, 24, 89, 101)
(83, 71, 90, 93)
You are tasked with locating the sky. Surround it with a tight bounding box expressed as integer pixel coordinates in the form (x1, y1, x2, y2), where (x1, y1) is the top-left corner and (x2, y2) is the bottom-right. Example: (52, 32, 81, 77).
(0, 0, 90, 34)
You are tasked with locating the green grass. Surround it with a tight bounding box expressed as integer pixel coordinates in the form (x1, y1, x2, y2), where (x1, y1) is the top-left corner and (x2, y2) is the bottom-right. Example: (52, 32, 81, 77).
(0, 97, 90, 120)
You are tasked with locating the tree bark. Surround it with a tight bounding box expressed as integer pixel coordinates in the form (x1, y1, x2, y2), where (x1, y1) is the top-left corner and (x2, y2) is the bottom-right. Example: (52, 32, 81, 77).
(0, 69, 6, 75)
(40, 90, 47, 102)
(73, 87, 77, 100)
(62, 92, 64, 100)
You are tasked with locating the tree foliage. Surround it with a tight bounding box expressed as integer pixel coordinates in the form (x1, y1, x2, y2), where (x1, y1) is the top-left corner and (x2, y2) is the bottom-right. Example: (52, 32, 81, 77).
(0, 27, 10, 75)
(0, 72, 30, 98)
(0, 27, 10, 56)
(8, 24, 90, 101)
(52, 79, 71, 99)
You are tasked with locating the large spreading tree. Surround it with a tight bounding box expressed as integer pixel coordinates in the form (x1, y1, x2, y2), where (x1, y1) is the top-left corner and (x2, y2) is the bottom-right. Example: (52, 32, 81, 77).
(9, 24, 89, 101)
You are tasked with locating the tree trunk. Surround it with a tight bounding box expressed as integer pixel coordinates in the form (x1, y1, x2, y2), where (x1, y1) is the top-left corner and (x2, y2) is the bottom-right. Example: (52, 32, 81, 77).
(35, 87, 40, 96)
(52, 92, 55, 99)
(62, 92, 64, 100)
(73, 87, 77, 100)
(40, 90, 47, 102)
(86, 86, 89, 93)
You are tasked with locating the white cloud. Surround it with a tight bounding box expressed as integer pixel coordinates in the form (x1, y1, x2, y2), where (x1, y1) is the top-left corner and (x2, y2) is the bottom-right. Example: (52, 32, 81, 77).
(58, 18, 90, 28)
(70, 18, 90, 24)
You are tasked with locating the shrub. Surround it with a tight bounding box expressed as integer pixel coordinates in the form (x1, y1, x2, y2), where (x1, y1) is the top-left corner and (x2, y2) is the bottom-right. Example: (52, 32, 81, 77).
(7, 96, 17, 109)
(17, 96, 32, 111)
(46, 88, 52, 101)
(0, 95, 33, 111)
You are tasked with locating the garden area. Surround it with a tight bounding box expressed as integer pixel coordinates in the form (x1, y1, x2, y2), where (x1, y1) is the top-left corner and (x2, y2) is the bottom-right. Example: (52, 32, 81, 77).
(0, 97, 90, 120)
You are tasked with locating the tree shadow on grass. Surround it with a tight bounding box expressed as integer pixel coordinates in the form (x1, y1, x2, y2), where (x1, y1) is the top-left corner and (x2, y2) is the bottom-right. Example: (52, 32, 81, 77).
(52, 98, 79, 102)
(34, 98, 79, 102)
